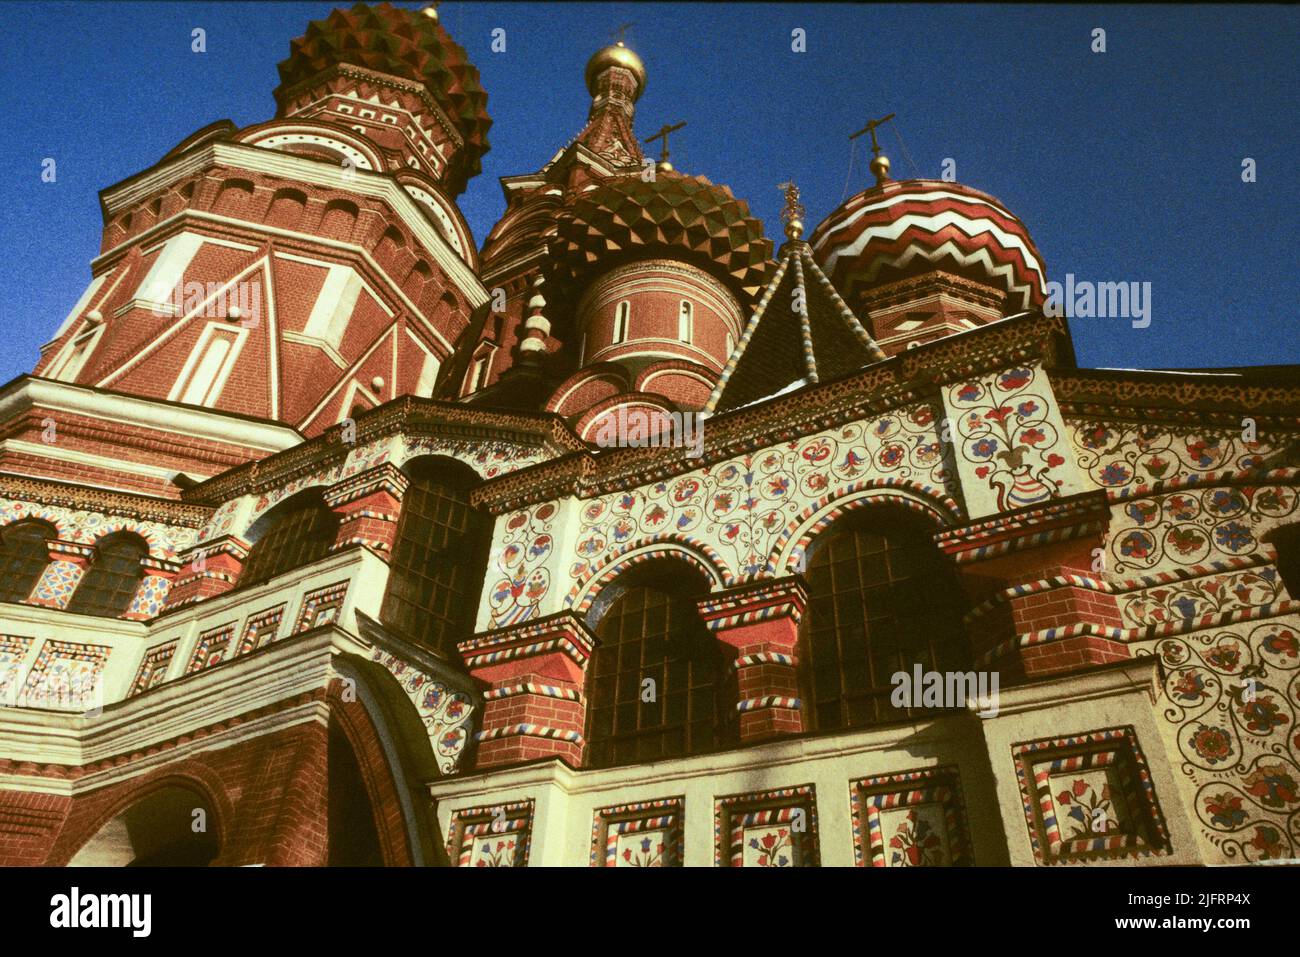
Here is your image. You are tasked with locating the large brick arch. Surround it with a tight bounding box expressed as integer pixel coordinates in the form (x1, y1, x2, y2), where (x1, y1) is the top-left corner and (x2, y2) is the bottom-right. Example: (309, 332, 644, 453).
(567, 537, 728, 620)
(48, 763, 233, 867)
(772, 482, 958, 577)
(328, 658, 452, 866)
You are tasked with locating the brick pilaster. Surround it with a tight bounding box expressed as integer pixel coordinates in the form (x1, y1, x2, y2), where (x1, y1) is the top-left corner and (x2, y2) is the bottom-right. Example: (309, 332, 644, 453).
(164, 536, 249, 609)
(26, 540, 93, 609)
(697, 576, 808, 743)
(324, 462, 408, 556)
(457, 612, 594, 769)
(939, 491, 1129, 680)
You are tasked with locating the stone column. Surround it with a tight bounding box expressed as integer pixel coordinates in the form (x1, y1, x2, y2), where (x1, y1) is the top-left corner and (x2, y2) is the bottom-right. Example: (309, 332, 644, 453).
(26, 540, 94, 608)
(458, 612, 594, 769)
(325, 463, 408, 556)
(697, 576, 808, 743)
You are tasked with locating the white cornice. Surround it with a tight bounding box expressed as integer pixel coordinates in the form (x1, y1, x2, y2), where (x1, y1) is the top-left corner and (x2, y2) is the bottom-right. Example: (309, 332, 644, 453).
(0, 377, 303, 453)
(98, 140, 487, 308)
(0, 626, 374, 794)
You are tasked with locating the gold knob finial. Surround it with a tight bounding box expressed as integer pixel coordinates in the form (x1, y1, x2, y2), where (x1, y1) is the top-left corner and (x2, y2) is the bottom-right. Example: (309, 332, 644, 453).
(869, 153, 891, 186)
(778, 181, 806, 240)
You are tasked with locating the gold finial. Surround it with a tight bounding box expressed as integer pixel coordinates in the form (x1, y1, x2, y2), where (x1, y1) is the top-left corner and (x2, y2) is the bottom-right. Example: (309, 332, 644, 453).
(644, 121, 686, 172)
(778, 181, 806, 240)
(849, 112, 896, 186)
(419, 3, 439, 22)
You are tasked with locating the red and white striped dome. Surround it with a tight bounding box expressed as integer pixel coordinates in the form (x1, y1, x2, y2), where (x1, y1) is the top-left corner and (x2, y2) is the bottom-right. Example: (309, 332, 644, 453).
(809, 179, 1047, 311)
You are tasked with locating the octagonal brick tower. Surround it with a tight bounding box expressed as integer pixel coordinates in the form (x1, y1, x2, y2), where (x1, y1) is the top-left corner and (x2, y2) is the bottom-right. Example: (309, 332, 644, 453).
(29, 1, 491, 483)
(810, 174, 1047, 356)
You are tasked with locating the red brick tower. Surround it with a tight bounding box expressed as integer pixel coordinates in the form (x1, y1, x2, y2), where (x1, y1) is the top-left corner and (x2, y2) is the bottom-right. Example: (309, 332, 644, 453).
(23, 1, 491, 499)
(809, 150, 1047, 356)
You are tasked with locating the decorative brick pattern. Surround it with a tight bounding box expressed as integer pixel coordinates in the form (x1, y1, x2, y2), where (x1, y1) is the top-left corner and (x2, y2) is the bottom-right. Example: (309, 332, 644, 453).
(1012, 726, 1172, 865)
(186, 623, 237, 673)
(234, 605, 286, 656)
(446, 799, 535, 867)
(714, 785, 819, 867)
(130, 640, 178, 695)
(850, 766, 972, 867)
(294, 581, 348, 632)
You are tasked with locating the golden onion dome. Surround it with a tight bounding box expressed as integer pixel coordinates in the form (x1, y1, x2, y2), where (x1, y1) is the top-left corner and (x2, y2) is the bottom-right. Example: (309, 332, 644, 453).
(584, 42, 646, 100)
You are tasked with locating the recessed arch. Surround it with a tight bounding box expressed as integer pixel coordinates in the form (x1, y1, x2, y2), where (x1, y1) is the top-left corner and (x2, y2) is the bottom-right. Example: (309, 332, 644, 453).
(68, 783, 220, 867)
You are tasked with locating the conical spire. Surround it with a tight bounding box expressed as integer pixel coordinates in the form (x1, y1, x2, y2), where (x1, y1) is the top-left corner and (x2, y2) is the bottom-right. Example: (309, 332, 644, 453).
(705, 184, 886, 415)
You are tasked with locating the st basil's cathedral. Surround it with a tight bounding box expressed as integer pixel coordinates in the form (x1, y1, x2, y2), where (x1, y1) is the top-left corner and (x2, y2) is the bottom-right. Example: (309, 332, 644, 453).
(0, 3, 1297, 867)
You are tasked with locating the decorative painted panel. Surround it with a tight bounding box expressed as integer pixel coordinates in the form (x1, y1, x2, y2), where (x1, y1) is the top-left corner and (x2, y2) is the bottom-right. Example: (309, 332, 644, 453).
(130, 640, 178, 695)
(482, 403, 961, 630)
(0, 498, 195, 560)
(1144, 616, 1300, 862)
(235, 604, 286, 656)
(714, 785, 819, 867)
(590, 797, 685, 867)
(295, 581, 348, 631)
(1012, 726, 1171, 865)
(1069, 420, 1271, 493)
(446, 799, 534, 867)
(943, 363, 1087, 518)
(1106, 483, 1299, 578)
(850, 766, 972, 867)
(370, 648, 474, 775)
(20, 640, 111, 711)
(0, 635, 35, 706)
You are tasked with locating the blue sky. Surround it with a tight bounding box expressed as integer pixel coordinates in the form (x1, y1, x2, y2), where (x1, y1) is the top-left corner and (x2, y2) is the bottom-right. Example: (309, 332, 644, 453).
(1, 2, 1296, 382)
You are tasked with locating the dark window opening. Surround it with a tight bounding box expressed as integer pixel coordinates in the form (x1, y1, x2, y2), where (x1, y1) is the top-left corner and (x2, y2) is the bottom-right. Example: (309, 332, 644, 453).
(380, 459, 490, 659)
(586, 563, 736, 769)
(799, 508, 970, 732)
(0, 520, 55, 604)
(67, 532, 148, 618)
(240, 492, 339, 588)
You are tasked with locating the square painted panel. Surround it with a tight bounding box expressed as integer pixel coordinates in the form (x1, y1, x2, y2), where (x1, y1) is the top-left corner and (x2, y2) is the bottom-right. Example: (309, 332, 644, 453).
(1013, 726, 1172, 865)
(850, 766, 972, 867)
(715, 786, 819, 867)
(591, 797, 684, 867)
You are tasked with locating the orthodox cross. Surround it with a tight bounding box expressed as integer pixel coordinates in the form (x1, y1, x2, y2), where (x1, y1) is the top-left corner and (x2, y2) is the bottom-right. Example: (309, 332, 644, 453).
(777, 181, 805, 226)
(611, 23, 634, 44)
(644, 121, 686, 165)
(849, 112, 896, 157)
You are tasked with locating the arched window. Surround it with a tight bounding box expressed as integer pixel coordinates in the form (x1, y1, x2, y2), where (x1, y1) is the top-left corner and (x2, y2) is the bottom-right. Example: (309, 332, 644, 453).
(799, 507, 970, 732)
(380, 458, 491, 658)
(240, 491, 339, 588)
(586, 562, 735, 768)
(0, 520, 56, 604)
(612, 301, 631, 344)
(67, 532, 148, 617)
(1271, 522, 1300, 600)
(678, 301, 693, 343)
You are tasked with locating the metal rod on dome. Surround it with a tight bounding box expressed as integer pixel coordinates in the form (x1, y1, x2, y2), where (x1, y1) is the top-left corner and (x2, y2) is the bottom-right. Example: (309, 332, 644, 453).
(850, 113, 896, 186)
(645, 121, 686, 170)
(849, 112, 896, 156)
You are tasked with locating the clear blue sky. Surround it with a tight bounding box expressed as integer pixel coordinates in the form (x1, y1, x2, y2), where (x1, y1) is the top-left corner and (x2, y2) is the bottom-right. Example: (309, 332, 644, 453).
(1, 2, 1296, 382)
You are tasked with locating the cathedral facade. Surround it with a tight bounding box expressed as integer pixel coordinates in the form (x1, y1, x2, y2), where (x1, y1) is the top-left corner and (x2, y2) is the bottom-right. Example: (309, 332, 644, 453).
(1, 2, 1297, 866)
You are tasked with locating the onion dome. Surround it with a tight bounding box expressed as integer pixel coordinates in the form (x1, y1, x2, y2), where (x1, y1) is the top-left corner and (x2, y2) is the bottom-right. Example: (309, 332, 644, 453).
(809, 179, 1047, 311)
(546, 170, 773, 305)
(584, 42, 646, 101)
(275, 2, 490, 188)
